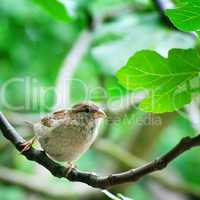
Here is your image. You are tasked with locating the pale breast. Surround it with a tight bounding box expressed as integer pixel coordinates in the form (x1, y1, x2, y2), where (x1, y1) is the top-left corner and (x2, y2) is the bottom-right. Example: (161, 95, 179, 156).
(34, 117, 98, 162)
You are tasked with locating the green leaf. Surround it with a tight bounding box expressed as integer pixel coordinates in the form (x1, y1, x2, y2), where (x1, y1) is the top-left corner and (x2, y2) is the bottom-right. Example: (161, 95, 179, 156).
(32, 0, 71, 22)
(166, 0, 200, 31)
(116, 48, 200, 113)
(140, 90, 191, 113)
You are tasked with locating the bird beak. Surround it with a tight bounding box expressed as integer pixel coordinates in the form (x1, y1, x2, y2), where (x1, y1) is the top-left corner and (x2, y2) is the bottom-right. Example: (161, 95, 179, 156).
(94, 110, 107, 119)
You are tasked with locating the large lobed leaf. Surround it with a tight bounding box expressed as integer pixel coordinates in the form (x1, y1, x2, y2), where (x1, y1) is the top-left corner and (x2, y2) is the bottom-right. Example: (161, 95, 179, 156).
(166, 0, 200, 31)
(116, 48, 200, 113)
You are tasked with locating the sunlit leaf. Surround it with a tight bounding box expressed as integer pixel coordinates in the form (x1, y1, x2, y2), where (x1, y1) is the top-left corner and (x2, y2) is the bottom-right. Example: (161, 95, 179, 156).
(166, 0, 200, 31)
(116, 48, 200, 113)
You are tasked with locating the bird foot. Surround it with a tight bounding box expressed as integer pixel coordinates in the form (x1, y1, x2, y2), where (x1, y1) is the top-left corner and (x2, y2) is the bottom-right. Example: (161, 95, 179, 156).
(66, 163, 76, 176)
(20, 137, 36, 153)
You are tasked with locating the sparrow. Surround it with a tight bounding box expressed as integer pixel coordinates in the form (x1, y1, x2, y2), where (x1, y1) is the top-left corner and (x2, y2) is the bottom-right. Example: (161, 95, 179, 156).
(21, 102, 106, 167)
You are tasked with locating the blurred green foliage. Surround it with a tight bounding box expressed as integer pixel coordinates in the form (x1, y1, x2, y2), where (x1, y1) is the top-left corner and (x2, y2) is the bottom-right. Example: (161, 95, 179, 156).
(0, 0, 80, 112)
(0, 184, 25, 200)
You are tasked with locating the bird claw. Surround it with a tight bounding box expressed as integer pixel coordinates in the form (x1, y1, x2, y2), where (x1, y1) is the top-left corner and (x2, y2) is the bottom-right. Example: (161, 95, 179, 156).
(20, 137, 36, 153)
(66, 163, 76, 175)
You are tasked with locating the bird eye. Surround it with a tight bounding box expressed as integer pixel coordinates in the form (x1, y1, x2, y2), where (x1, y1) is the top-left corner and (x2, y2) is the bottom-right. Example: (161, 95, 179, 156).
(85, 108, 90, 113)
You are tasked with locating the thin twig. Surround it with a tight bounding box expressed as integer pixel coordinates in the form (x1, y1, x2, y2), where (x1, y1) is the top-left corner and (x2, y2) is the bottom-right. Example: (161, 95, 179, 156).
(105, 92, 145, 118)
(0, 112, 200, 189)
(54, 30, 92, 109)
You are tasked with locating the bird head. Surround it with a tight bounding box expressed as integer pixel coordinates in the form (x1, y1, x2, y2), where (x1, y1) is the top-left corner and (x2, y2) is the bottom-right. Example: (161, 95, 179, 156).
(70, 102, 106, 120)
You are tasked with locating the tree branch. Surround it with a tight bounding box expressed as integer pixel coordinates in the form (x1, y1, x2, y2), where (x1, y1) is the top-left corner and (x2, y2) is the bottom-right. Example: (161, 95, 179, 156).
(95, 139, 200, 197)
(105, 92, 145, 118)
(0, 112, 200, 189)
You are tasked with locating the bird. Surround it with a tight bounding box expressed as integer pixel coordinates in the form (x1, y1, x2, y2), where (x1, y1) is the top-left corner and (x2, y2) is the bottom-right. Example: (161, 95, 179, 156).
(21, 102, 106, 169)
